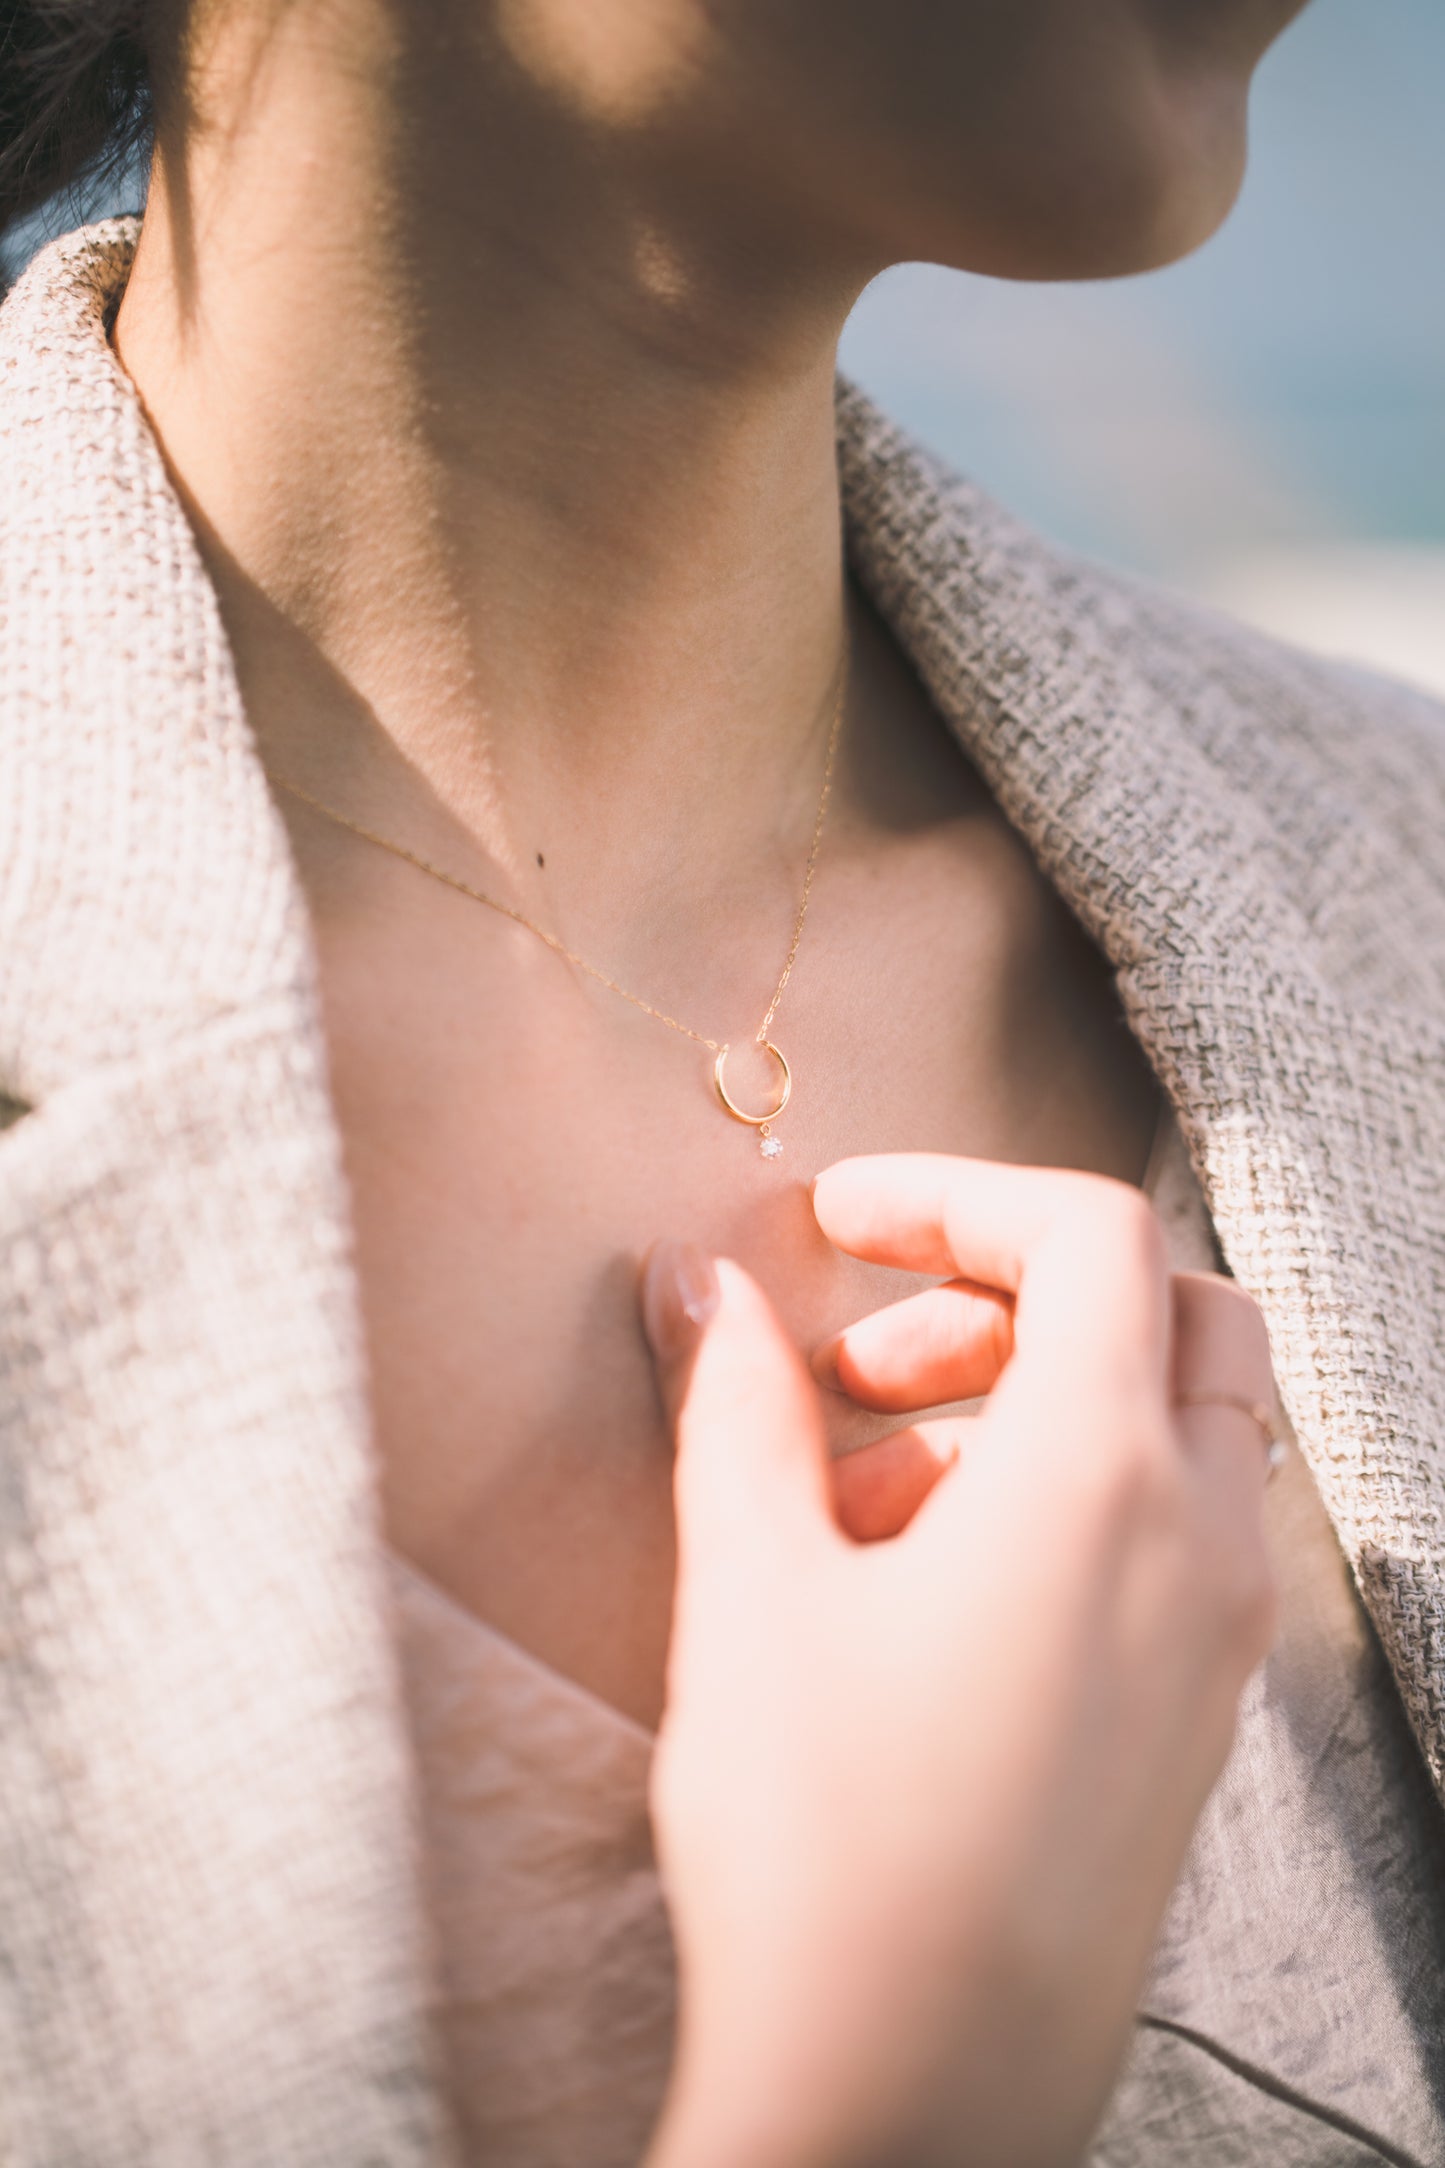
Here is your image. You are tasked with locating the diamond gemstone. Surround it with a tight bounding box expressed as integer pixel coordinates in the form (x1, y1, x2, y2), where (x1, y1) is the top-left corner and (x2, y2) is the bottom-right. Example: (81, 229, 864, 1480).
(760, 1134, 784, 1159)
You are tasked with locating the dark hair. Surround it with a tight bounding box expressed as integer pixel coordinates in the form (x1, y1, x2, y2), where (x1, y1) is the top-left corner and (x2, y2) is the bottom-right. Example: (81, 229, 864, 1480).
(0, 2, 150, 242)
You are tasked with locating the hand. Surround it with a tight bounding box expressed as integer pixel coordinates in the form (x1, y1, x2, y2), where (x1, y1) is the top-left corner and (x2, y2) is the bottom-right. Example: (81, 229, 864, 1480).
(640, 1155, 1278, 2168)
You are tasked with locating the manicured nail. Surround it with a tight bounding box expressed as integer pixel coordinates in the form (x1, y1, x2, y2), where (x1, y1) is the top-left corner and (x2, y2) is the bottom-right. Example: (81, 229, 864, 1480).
(641, 1240, 719, 1366)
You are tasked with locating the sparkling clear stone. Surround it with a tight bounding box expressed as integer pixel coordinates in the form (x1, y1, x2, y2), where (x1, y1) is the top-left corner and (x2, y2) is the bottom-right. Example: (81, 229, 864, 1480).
(760, 1134, 784, 1159)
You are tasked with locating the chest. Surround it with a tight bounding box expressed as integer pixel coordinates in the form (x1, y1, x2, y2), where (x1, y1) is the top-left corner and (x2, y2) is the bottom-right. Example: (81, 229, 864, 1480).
(301, 785, 1158, 1728)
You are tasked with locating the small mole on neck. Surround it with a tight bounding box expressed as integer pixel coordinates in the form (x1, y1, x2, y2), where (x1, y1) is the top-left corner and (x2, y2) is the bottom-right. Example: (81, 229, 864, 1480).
(536, 851, 545, 869)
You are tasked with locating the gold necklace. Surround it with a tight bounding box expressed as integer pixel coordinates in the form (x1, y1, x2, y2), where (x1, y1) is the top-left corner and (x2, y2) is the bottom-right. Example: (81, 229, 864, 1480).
(272, 648, 848, 1160)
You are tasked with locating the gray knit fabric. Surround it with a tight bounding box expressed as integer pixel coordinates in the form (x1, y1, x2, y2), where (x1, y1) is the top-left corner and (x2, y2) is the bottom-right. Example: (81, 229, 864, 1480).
(2, 219, 1445, 2163)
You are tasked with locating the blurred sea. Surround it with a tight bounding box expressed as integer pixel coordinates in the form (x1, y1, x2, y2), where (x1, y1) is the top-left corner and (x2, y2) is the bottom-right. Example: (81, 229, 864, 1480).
(9, 0, 1443, 691)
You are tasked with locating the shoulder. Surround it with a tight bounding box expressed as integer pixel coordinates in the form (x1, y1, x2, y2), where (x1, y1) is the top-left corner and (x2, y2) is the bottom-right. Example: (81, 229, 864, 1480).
(1090, 552, 1445, 830)
(836, 368, 1445, 817)
(0, 217, 138, 451)
(0, 219, 307, 1106)
(835, 374, 1445, 1005)
(0, 218, 149, 680)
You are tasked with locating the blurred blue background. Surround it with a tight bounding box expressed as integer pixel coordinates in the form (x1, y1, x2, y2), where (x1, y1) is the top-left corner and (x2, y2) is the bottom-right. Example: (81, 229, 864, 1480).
(838, 0, 1445, 690)
(8, 0, 1443, 687)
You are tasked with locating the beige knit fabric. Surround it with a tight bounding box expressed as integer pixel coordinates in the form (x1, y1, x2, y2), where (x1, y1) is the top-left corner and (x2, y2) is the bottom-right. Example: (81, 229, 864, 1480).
(3, 219, 1445, 2163)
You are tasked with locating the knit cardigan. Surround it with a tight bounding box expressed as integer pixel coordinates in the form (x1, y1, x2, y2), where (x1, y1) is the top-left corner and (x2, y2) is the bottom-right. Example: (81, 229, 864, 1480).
(3, 220, 1445, 2166)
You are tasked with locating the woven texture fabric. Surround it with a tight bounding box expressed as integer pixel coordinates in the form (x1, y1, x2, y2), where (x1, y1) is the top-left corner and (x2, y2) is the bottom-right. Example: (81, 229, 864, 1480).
(0, 225, 460, 2166)
(2, 218, 1444, 2159)
(836, 400, 1445, 1799)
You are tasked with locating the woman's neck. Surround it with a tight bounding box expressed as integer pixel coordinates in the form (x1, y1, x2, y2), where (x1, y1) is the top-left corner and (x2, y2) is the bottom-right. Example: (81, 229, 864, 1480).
(115, 0, 885, 927)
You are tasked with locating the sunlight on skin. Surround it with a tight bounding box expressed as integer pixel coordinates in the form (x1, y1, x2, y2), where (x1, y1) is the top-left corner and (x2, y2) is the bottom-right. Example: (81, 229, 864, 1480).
(631, 220, 696, 309)
(493, 0, 709, 126)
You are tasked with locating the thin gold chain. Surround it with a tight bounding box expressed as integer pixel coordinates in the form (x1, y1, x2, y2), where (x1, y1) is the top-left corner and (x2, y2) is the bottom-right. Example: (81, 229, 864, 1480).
(272, 647, 849, 1056)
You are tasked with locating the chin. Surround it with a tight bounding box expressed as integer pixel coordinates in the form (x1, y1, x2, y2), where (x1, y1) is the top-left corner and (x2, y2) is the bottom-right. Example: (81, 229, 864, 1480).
(911, 75, 1255, 285)
(1062, 112, 1252, 282)
(1133, 60, 1257, 263)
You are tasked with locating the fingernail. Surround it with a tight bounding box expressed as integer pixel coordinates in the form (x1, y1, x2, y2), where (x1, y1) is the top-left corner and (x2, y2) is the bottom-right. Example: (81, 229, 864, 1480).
(641, 1240, 719, 1367)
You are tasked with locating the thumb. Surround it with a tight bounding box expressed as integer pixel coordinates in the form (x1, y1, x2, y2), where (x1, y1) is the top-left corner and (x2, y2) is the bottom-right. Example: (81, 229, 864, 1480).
(640, 1241, 835, 1578)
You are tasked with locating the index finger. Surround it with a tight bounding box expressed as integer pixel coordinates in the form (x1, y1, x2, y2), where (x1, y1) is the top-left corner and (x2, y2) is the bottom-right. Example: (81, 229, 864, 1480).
(813, 1153, 1171, 1393)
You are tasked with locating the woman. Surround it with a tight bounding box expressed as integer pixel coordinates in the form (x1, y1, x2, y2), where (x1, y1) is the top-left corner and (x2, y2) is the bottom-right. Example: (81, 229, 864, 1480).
(3, 0, 1445, 2160)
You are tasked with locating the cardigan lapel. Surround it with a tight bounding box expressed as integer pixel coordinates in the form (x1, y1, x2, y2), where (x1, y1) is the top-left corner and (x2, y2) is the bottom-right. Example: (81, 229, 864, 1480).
(0, 224, 458, 2161)
(836, 377, 1445, 1803)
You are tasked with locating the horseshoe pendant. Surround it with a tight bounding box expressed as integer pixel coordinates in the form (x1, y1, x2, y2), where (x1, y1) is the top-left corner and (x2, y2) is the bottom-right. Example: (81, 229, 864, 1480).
(714, 1040, 792, 1157)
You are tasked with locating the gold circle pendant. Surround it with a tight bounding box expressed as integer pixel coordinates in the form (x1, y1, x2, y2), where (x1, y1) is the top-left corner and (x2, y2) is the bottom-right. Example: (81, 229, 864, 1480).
(714, 1039, 792, 1129)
